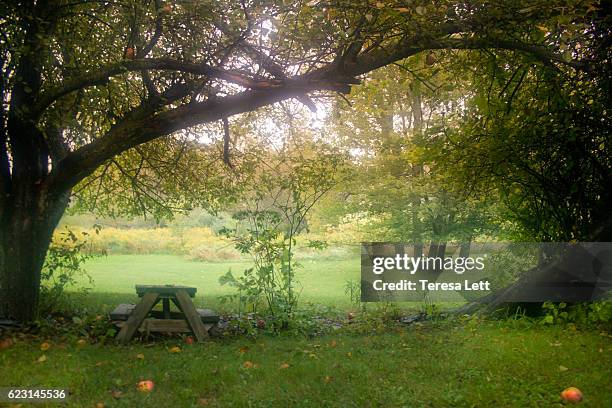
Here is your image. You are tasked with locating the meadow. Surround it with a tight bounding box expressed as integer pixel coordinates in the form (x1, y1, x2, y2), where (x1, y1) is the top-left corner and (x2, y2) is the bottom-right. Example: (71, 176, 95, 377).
(78, 254, 361, 312)
(2, 226, 611, 407)
(2, 320, 611, 407)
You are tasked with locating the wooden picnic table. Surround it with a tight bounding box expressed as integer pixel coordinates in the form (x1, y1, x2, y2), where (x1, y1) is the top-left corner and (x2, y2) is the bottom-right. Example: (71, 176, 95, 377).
(115, 285, 211, 344)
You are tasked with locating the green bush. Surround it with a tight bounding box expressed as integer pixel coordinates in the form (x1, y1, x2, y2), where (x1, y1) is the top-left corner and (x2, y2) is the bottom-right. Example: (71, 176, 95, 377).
(39, 228, 95, 316)
(541, 301, 612, 327)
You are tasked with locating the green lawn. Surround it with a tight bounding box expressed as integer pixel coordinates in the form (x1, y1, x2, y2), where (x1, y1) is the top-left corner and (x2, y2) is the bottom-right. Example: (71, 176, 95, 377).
(78, 254, 361, 312)
(1, 322, 610, 407)
(3, 254, 611, 407)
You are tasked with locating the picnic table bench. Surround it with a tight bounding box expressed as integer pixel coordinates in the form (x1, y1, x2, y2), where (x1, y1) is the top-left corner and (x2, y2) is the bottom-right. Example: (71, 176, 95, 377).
(112, 285, 219, 344)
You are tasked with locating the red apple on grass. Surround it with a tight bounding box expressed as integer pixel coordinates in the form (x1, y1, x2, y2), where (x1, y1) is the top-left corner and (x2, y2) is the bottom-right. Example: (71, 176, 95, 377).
(561, 387, 583, 403)
(137, 380, 154, 392)
(185, 336, 194, 345)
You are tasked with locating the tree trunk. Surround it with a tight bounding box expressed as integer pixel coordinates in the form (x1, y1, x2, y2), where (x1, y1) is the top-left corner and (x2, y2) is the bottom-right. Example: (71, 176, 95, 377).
(0, 183, 70, 322)
(457, 219, 612, 315)
(459, 239, 471, 258)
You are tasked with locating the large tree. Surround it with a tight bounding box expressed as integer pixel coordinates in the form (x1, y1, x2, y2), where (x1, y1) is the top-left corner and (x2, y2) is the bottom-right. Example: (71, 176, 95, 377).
(0, 0, 601, 321)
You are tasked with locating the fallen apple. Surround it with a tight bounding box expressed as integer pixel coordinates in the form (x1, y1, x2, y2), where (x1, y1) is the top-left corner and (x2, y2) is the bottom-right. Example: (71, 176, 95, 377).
(185, 336, 194, 345)
(0, 338, 13, 349)
(137, 380, 154, 392)
(561, 387, 583, 403)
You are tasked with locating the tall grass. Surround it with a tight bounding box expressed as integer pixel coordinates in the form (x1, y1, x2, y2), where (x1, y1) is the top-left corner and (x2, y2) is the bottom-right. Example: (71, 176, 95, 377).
(53, 221, 363, 262)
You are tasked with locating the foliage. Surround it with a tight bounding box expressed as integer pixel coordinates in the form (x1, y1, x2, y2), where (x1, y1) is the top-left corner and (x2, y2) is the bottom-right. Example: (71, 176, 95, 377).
(343, 279, 361, 308)
(38, 228, 96, 316)
(541, 301, 612, 327)
(219, 142, 349, 319)
(484, 244, 539, 289)
(328, 64, 501, 244)
(417, 12, 612, 241)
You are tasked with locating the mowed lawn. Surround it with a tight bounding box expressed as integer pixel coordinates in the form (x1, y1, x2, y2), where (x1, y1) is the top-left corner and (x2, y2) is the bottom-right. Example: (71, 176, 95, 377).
(1, 323, 611, 407)
(78, 255, 361, 312)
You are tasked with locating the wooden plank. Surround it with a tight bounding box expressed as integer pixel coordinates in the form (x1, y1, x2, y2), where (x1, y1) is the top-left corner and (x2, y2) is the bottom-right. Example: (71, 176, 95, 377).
(197, 308, 220, 324)
(146, 310, 218, 323)
(142, 319, 190, 333)
(175, 290, 208, 342)
(116, 292, 159, 344)
(162, 298, 171, 319)
(109, 304, 135, 320)
(136, 285, 197, 297)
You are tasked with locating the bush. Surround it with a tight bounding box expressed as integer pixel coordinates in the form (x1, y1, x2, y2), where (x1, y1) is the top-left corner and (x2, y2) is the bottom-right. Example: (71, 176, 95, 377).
(541, 301, 612, 327)
(39, 228, 95, 316)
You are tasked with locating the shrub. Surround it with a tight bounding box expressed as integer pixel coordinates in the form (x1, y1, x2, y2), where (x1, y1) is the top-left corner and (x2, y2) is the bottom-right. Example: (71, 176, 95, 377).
(39, 228, 95, 316)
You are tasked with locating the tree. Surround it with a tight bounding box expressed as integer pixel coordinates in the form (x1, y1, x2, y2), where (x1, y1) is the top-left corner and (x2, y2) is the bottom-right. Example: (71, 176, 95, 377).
(328, 64, 498, 249)
(0, 0, 599, 321)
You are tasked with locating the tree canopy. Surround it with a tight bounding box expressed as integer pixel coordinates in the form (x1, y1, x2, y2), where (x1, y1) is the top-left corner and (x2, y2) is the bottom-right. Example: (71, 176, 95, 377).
(1, 0, 609, 321)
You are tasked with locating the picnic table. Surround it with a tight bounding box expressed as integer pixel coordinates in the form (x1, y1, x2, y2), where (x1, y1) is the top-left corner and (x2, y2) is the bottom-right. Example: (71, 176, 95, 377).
(113, 285, 218, 344)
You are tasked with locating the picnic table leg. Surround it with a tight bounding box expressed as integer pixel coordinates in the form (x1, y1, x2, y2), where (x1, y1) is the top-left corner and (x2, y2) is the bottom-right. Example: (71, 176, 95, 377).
(162, 298, 171, 319)
(174, 290, 208, 342)
(116, 292, 159, 344)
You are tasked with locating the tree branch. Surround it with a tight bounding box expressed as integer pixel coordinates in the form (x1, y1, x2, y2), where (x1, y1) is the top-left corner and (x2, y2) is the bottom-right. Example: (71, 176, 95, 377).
(44, 23, 588, 194)
(49, 81, 336, 191)
(33, 58, 286, 117)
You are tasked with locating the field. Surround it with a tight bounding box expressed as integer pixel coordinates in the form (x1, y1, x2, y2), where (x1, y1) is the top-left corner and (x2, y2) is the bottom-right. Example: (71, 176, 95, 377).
(2, 254, 611, 407)
(77, 254, 361, 312)
(1, 320, 611, 407)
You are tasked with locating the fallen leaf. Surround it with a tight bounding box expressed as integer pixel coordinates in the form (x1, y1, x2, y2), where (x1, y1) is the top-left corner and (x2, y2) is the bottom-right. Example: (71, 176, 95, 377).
(329, 340, 337, 348)
(559, 365, 569, 372)
(243, 360, 254, 369)
(197, 398, 210, 406)
(37, 355, 47, 363)
(136, 353, 145, 360)
(279, 363, 290, 369)
(324, 376, 333, 383)
(111, 390, 123, 399)
(95, 361, 106, 367)
(40, 342, 51, 351)
(95, 403, 105, 408)
(238, 346, 249, 354)
(169, 346, 181, 353)
(395, 7, 410, 12)
(347, 352, 352, 357)
(0, 338, 13, 349)
(76, 339, 87, 347)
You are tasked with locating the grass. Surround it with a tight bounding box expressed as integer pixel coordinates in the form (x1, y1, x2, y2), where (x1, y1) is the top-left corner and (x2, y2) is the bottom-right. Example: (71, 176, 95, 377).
(3, 254, 611, 407)
(1, 321, 611, 407)
(77, 254, 361, 312)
